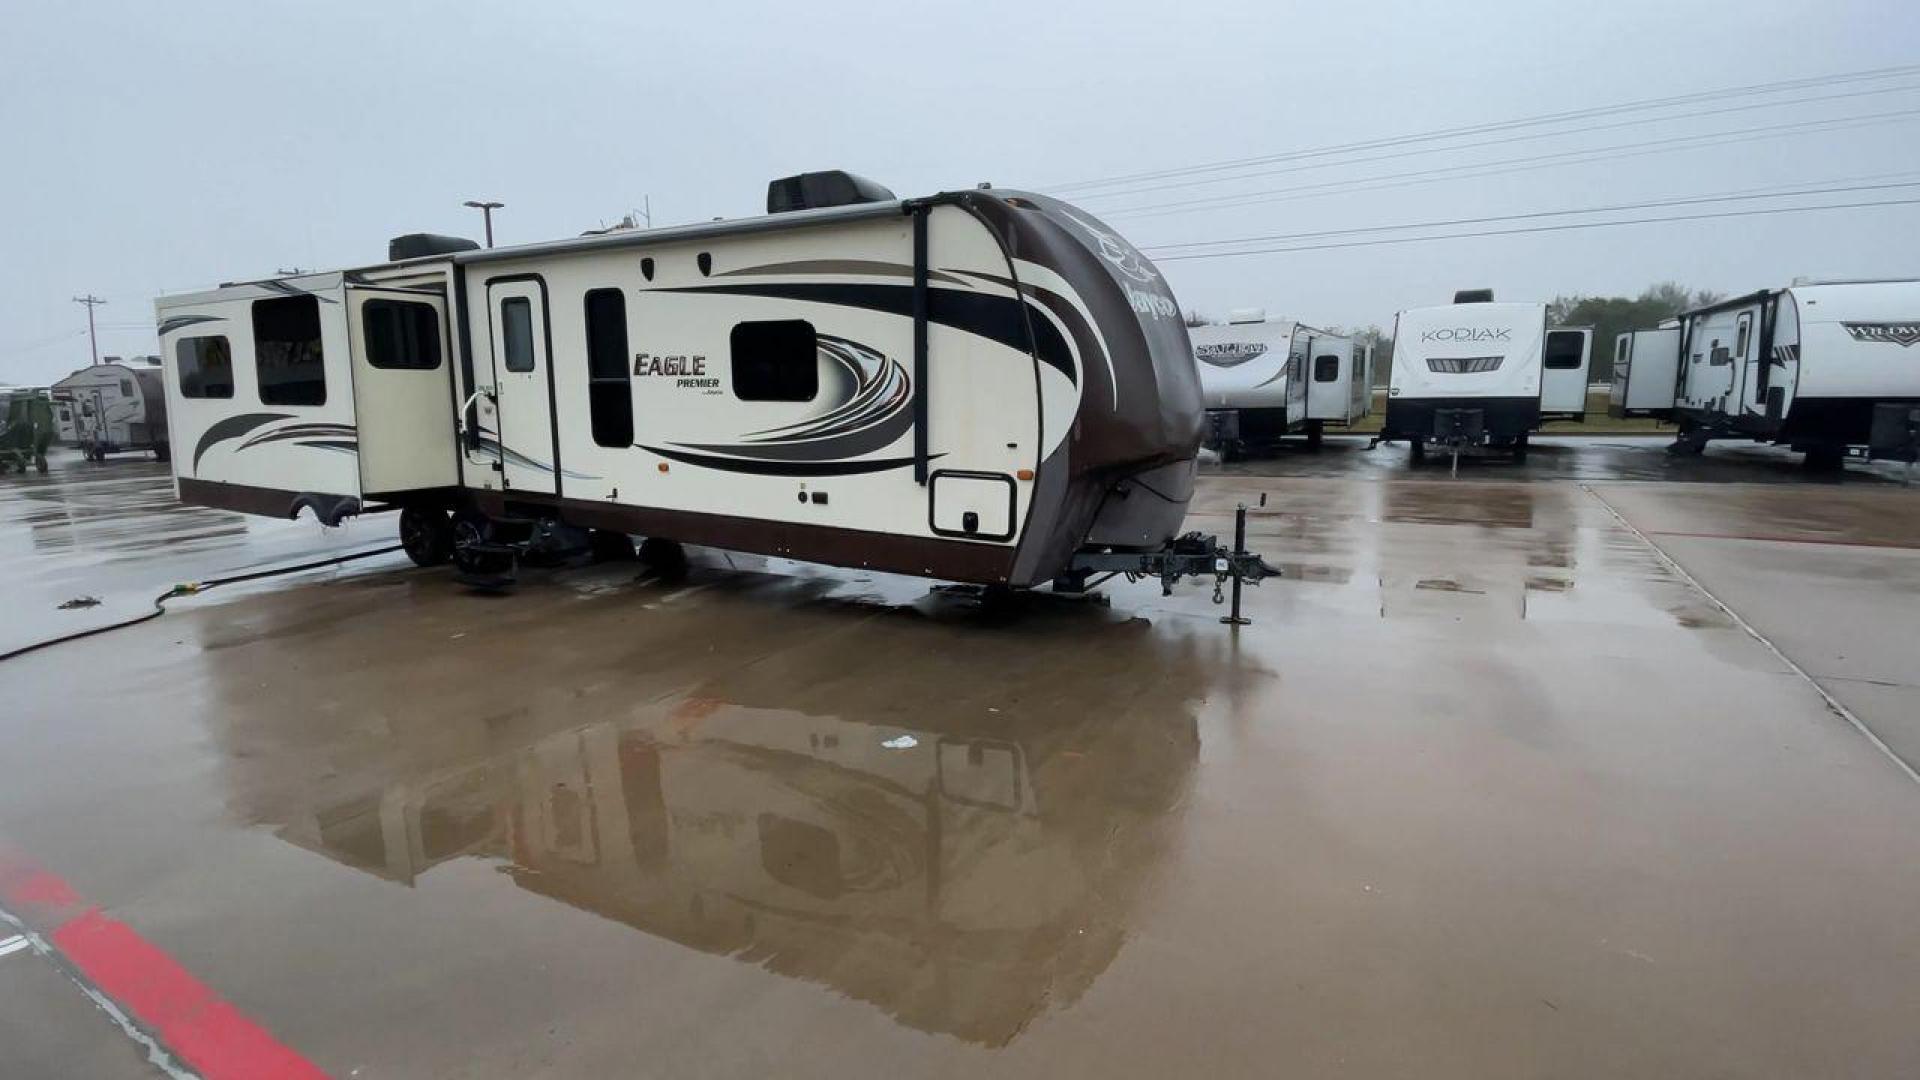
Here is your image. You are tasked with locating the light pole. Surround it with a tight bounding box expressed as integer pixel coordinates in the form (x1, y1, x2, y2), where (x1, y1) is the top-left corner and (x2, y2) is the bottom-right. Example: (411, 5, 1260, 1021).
(463, 200, 504, 248)
(72, 294, 105, 365)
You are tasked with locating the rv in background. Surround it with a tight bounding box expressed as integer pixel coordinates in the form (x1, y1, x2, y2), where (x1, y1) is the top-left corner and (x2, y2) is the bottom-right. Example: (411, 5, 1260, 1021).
(1195, 311, 1371, 457)
(50, 358, 170, 462)
(1380, 291, 1548, 460)
(1655, 279, 1920, 467)
(1607, 324, 1682, 419)
(1541, 326, 1593, 421)
(152, 171, 1264, 596)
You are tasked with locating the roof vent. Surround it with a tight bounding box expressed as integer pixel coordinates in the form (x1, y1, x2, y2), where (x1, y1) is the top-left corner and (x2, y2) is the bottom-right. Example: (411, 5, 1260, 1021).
(388, 233, 481, 261)
(767, 171, 896, 214)
(1453, 288, 1495, 304)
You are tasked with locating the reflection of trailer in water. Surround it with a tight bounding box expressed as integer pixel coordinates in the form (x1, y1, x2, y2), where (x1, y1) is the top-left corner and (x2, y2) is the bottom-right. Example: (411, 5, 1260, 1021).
(1196, 310, 1372, 456)
(49, 358, 170, 462)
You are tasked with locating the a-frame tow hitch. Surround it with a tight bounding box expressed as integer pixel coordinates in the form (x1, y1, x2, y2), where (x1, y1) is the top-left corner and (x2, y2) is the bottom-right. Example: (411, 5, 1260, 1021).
(1059, 500, 1280, 625)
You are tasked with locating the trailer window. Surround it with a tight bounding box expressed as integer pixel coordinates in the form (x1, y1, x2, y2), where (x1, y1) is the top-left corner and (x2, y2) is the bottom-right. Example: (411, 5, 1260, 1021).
(176, 336, 234, 399)
(1544, 331, 1585, 370)
(252, 295, 326, 406)
(1735, 318, 1751, 358)
(362, 299, 442, 370)
(583, 288, 633, 447)
(730, 320, 818, 402)
(119, 379, 134, 396)
(1313, 354, 1339, 382)
(500, 297, 535, 373)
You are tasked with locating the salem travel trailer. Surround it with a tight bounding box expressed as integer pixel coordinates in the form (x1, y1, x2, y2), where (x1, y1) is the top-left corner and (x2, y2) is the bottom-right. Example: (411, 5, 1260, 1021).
(1193, 312, 1306, 456)
(1380, 293, 1547, 460)
(49, 359, 170, 461)
(1669, 279, 1920, 466)
(1606, 325, 1682, 419)
(1540, 326, 1593, 420)
(156, 173, 1274, 599)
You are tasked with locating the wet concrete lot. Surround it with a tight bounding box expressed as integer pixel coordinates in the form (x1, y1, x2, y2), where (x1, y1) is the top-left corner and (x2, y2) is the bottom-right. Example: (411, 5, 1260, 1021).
(1, 440, 1918, 1077)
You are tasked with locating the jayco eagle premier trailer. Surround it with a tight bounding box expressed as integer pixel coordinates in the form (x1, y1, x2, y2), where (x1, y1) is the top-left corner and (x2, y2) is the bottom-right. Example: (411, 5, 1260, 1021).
(1663, 279, 1920, 466)
(1195, 313, 1370, 455)
(50, 359, 170, 461)
(1607, 324, 1683, 419)
(1380, 293, 1547, 459)
(156, 173, 1274, 597)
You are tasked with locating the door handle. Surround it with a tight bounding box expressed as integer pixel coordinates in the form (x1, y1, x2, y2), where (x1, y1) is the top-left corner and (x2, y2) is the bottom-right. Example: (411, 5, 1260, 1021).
(458, 387, 496, 449)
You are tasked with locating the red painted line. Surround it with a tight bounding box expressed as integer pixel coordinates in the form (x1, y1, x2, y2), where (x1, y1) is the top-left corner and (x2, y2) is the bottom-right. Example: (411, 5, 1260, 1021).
(0, 845, 328, 1080)
(1644, 529, 1920, 551)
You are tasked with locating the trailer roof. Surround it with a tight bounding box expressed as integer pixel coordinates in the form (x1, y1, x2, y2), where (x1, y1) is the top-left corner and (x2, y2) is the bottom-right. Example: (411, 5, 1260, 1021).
(449, 199, 910, 267)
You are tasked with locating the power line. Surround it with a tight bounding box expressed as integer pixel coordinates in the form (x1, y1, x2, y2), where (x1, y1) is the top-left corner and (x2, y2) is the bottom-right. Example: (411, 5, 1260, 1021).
(1045, 62, 1920, 193)
(1149, 196, 1920, 263)
(1142, 177, 1920, 252)
(71, 295, 106, 366)
(1106, 107, 1920, 220)
(1076, 81, 1920, 203)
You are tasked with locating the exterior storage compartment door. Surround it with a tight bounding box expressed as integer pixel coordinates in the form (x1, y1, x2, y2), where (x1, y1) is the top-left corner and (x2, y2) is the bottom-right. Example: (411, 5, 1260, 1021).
(928, 470, 1015, 541)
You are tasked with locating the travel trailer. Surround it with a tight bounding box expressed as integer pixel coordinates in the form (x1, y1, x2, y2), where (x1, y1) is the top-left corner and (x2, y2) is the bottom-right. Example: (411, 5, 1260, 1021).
(155, 173, 1275, 597)
(1665, 279, 1920, 466)
(1607, 324, 1682, 419)
(1193, 312, 1305, 456)
(1541, 326, 1593, 421)
(50, 358, 170, 461)
(1379, 292, 1548, 460)
(1195, 312, 1370, 456)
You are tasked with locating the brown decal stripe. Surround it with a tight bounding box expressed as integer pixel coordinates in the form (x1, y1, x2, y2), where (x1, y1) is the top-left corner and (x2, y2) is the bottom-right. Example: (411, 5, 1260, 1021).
(641, 444, 930, 476)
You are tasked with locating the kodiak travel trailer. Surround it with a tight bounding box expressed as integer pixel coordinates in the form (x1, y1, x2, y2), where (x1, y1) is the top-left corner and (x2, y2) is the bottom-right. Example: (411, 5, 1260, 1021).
(50, 358, 171, 461)
(155, 173, 1275, 601)
(1195, 312, 1371, 456)
(1379, 292, 1548, 461)
(1607, 324, 1683, 419)
(1662, 279, 1920, 466)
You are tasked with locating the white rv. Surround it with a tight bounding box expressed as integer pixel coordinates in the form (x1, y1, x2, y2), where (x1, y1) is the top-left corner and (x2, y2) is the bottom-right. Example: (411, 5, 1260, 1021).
(1607, 324, 1682, 419)
(1380, 293, 1547, 459)
(1541, 326, 1593, 421)
(49, 359, 170, 461)
(1194, 312, 1305, 456)
(1664, 279, 1920, 466)
(153, 173, 1273, 594)
(1196, 314, 1370, 455)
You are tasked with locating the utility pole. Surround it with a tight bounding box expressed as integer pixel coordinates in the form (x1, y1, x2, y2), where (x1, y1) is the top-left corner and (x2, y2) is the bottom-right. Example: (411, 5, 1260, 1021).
(463, 200, 505, 248)
(72, 294, 106, 365)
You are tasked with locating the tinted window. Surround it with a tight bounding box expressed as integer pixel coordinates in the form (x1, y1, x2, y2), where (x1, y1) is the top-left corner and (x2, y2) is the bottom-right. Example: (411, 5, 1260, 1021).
(584, 288, 632, 448)
(1313, 354, 1339, 382)
(731, 320, 818, 402)
(1735, 319, 1750, 358)
(501, 297, 535, 372)
(252, 295, 326, 405)
(119, 379, 134, 396)
(176, 336, 234, 399)
(1544, 331, 1585, 371)
(363, 299, 442, 370)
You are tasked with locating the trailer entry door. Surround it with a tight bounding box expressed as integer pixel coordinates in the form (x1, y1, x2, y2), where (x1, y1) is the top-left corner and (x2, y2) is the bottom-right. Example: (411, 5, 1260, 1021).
(485, 278, 559, 496)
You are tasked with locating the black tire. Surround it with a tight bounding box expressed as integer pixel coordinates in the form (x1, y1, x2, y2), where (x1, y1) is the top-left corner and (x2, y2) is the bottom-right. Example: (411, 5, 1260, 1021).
(1410, 437, 1427, 462)
(1513, 432, 1529, 463)
(589, 529, 636, 562)
(153, 444, 171, 463)
(1803, 443, 1846, 472)
(638, 537, 688, 578)
(398, 506, 454, 567)
(452, 513, 512, 577)
(1306, 421, 1325, 450)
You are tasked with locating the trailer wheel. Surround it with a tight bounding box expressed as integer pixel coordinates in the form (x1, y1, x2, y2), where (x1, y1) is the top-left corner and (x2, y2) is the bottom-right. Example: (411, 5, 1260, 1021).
(1802, 443, 1846, 472)
(589, 529, 636, 562)
(1512, 433, 1529, 463)
(1306, 421, 1325, 450)
(1409, 437, 1427, 462)
(638, 537, 688, 579)
(153, 444, 170, 463)
(451, 512, 512, 577)
(399, 506, 454, 567)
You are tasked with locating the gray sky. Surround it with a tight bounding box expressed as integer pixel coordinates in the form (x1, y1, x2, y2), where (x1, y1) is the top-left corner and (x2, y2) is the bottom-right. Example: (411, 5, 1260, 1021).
(4, 0, 1918, 385)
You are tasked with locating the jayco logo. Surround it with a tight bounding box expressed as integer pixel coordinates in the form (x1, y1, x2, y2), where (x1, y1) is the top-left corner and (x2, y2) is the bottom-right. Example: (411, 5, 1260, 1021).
(1843, 322, 1920, 347)
(1124, 282, 1178, 320)
(1421, 327, 1513, 343)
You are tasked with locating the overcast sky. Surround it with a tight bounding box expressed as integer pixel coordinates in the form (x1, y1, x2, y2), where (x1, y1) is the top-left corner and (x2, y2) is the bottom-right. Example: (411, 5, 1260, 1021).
(3, 0, 1918, 385)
